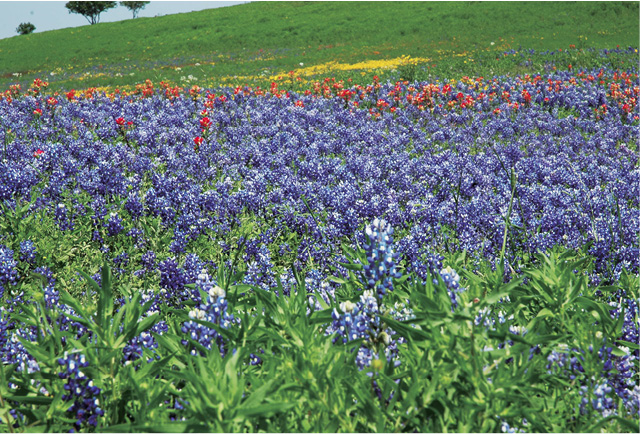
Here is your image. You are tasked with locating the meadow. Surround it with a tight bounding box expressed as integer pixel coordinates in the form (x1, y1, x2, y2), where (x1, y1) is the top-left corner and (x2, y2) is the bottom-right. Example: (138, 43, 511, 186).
(0, 1, 638, 91)
(0, 1, 638, 433)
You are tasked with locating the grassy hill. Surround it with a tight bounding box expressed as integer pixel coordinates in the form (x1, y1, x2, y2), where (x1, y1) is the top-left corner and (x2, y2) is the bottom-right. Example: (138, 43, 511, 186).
(0, 1, 638, 91)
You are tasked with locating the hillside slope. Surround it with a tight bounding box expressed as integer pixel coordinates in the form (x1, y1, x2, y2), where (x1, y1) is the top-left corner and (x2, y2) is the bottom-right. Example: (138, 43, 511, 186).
(0, 1, 637, 91)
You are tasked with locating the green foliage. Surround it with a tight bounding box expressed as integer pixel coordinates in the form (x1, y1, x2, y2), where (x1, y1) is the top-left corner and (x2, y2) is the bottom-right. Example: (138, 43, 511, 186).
(15, 23, 35, 36)
(119, 1, 149, 19)
(0, 1, 637, 91)
(0, 244, 636, 431)
(65, 1, 117, 25)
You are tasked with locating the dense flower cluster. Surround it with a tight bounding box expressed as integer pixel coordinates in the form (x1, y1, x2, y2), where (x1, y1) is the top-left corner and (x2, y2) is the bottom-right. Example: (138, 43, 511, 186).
(329, 290, 393, 369)
(0, 54, 637, 429)
(363, 218, 402, 299)
(180, 270, 237, 356)
(0, 245, 18, 298)
(57, 352, 104, 430)
(19, 240, 36, 265)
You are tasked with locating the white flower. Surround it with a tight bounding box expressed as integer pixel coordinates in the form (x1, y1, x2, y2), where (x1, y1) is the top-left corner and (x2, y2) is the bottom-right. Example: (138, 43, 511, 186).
(340, 300, 356, 313)
(209, 285, 226, 298)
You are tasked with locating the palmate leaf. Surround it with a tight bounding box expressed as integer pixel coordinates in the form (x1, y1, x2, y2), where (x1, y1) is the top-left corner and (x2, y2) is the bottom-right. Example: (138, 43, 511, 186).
(152, 332, 186, 357)
(235, 381, 296, 418)
(574, 296, 614, 330)
(58, 290, 93, 328)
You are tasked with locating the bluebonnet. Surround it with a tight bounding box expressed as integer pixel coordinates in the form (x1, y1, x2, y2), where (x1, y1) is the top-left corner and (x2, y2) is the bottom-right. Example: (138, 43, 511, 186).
(362, 218, 402, 299)
(112, 252, 129, 274)
(580, 379, 616, 417)
(180, 270, 236, 356)
(0, 59, 637, 429)
(33, 266, 59, 307)
(139, 250, 156, 273)
(124, 191, 144, 219)
(0, 245, 18, 298)
(328, 289, 403, 370)
(158, 257, 186, 293)
(19, 240, 36, 265)
(243, 245, 276, 291)
(123, 320, 169, 364)
(57, 352, 105, 430)
(126, 227, 145, 249)
(498, 417, 527, 433)
(54, 203, 74, 231)
(106, 212, 124, 237)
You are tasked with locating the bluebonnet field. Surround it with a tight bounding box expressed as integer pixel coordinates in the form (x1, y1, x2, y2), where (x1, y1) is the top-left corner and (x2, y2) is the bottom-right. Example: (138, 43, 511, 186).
(0, 47, 638, 432)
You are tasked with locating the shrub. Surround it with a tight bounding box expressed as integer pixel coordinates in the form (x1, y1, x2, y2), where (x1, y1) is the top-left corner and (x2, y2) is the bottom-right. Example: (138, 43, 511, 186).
(16, 22, 35, 35)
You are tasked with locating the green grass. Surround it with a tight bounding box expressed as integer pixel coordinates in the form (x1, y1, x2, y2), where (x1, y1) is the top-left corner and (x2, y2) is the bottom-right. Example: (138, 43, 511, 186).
(0, 1, 638, 91)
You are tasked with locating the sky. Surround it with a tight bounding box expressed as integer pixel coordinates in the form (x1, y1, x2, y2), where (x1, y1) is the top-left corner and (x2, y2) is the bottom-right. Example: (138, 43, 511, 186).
(0, 1, 247, 40)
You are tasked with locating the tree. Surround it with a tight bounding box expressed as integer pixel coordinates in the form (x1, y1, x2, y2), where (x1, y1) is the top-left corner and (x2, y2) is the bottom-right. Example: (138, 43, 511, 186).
(65, 1, 117, 25)
(16, 22, 36, 35)
(120, 1, 150, 19)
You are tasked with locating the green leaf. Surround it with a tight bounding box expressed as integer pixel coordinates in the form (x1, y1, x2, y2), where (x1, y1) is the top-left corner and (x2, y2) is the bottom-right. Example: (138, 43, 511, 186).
(309, 308, 332, 324)
(342, 262, 363, 271)
(535, 308, 555, 319)
(237, 402, 296, 418)
(133, 313, 160, 337)
(585, 415, 639, 433)
(616, 340, 640, 351)
(4, 395, 53, 405)
(98, 261, 114, 329)
(152, 332, 184, 355)
(380, 317, 429, 341)
(101, 422, 192, 433)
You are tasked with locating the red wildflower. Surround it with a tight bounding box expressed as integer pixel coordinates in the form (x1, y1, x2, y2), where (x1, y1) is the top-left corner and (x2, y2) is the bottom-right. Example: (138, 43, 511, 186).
(200, 117, 212, 129)
(33, 149, 44, 157)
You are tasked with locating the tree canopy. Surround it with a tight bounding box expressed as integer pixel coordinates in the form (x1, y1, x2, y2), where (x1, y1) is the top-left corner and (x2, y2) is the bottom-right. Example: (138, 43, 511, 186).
(65, 1, 117, 25)
(120, 1, 150, 19)
(16, 22, 36, 35)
